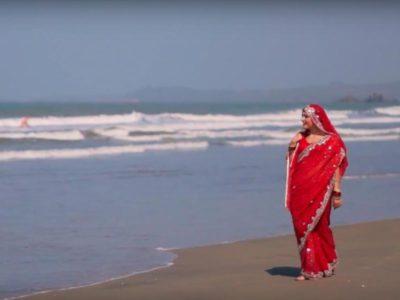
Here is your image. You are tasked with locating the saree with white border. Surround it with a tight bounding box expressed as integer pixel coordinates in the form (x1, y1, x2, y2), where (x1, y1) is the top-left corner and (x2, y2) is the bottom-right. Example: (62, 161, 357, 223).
(287, 134, 346, 278)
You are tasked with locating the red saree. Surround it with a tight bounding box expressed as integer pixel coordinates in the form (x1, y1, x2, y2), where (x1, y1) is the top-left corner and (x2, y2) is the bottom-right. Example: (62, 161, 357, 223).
(286, 104, 348, 278)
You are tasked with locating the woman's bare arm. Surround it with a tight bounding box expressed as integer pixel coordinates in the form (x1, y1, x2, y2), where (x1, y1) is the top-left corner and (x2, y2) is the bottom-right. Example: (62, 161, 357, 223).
(287, 132, 302, 161)
(333, 167, 342, 209)
(334, 167, 341, 192)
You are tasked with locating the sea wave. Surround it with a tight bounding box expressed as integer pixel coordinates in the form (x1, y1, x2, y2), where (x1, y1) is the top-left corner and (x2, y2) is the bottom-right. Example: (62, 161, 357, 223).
(226, 140, 287, 147)
(0, 130, 85, 141)
(0, 108, 399, 160)
(1, 109, 400, 133)
(344, 172, 400, 180)
(374, 105, 400, 116)
(0, 109, 387, 130)
(0, 142, 208, 161)
(0, 125, 397, 144)
(337, 127, 400, 136)
(226, 135, 399, 148)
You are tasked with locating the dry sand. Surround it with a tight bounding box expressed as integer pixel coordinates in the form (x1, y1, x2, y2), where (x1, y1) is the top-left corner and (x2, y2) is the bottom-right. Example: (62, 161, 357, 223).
(23, 219, 400, 300)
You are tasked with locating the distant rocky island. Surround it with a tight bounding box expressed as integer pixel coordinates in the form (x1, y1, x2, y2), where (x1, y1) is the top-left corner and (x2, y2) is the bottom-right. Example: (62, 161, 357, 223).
(339, 92, 398, 104)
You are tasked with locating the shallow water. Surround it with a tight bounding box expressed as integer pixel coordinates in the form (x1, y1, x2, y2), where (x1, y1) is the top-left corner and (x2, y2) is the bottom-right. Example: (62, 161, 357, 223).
(1, 139, 400, 299)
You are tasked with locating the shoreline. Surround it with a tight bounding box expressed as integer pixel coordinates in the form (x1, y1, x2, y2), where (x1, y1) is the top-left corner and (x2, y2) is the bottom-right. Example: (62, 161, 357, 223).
(5, 262, 175, 300)
(1, 258, 176, 300)
(3, 228, 296, 300)
(17, 218, 400, 300)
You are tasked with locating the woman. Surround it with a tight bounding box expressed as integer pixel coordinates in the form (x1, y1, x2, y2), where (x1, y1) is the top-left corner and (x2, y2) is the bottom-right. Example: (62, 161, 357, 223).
(286, 104, 348, 281)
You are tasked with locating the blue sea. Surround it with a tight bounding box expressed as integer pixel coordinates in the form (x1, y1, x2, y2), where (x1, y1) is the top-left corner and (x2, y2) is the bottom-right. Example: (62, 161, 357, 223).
(0, 101, 399, 299)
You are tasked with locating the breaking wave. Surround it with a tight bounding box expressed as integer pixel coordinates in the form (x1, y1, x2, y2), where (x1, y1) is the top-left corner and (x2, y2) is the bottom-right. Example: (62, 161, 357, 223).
(0, 106, 399, 161)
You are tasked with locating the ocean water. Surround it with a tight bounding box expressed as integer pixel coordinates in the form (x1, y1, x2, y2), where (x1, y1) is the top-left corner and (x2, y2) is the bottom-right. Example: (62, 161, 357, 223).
(0, 101, 399, 299)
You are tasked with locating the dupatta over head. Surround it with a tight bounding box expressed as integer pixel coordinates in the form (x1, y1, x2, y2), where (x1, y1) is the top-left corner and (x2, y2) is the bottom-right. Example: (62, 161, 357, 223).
(302, 104, 348, 175)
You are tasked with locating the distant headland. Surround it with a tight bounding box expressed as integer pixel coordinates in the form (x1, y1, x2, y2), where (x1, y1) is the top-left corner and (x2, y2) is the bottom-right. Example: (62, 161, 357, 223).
(2, 81, 400, 104)
(126, 81, 400, 104)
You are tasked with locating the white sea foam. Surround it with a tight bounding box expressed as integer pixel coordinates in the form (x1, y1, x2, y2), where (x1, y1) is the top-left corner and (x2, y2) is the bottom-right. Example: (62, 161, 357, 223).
(0, 109, 352, 131)
(155, 247, 178, 251)
(1, 123, 398, 145)
(334, 116, 400, 125)
(343, 135, 399, 142)
(0, 130, 85, 141)
(344, 172, 400, 180)
(1, 109, 399, 135)
(159, 129, 293, 140)
(0, 112, 144, 129)
(375, 105, 400, 116)
(0, 142, 208, 162)
(1, 108, 399, 161)
(227, 134, 399, 148)
(337, 127, 400, 136)
(227, 139, 288, 147)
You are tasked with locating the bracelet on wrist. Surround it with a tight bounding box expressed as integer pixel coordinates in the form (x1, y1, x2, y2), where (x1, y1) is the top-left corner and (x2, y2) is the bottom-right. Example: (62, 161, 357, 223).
(332, 190, 342, 197)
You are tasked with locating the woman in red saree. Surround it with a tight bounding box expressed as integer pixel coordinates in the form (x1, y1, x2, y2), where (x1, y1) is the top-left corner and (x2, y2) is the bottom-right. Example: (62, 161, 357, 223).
(286, 104, 348, 280)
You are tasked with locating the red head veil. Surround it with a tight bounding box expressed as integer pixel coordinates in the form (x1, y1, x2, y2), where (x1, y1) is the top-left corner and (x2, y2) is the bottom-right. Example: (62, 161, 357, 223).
(303, 104, 348, 176)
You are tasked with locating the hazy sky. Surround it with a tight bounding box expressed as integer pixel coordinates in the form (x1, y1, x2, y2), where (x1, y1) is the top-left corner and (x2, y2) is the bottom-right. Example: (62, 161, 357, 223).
(1, 1, 399, 100)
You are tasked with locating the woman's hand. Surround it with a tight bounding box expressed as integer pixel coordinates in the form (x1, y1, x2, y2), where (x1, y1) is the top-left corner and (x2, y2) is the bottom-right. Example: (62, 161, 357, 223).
(333, 197, 342, 209)
(333, 171, 342, 210)
(287, 132, 302, 159)
(286, 132, 302, 160)
(288, 132, 302, 148)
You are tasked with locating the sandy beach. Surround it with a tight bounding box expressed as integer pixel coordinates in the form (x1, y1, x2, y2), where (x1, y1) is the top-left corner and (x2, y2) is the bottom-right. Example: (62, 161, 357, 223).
(21, 218, 400, 300)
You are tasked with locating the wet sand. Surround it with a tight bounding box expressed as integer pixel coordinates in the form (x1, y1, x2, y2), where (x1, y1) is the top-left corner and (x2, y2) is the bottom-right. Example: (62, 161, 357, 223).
(23, 218, 400, 300)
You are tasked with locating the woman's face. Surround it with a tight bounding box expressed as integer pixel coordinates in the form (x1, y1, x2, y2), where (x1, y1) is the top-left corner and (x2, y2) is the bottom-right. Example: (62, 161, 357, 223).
(301, 110, 314, 130)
